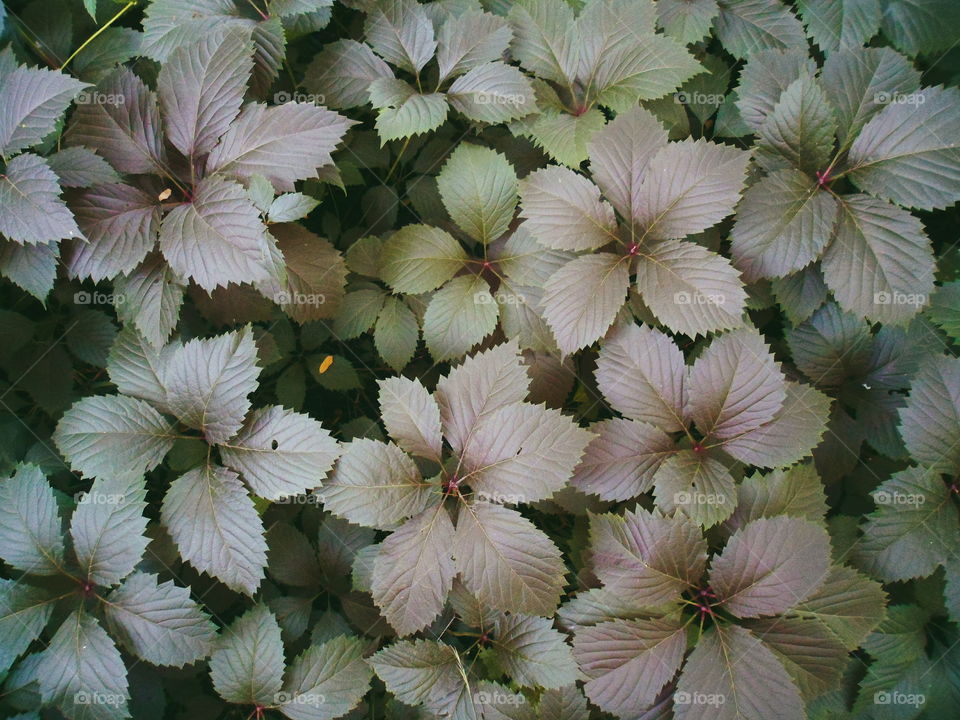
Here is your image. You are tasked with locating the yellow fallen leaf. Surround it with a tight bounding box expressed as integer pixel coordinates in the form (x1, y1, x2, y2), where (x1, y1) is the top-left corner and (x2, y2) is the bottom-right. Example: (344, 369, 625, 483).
(318, 355, 334, 374)
(158, 188, 172, 201)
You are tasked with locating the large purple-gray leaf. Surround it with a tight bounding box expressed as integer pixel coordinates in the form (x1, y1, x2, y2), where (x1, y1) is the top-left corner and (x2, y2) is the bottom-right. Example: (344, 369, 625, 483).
(206, 102, 355, 191)
(66, 68, 166, 175)
(159, 325, 260, 444)
(158, 27, 254, 157)
(574, 616, 686, 718)
(0, 61, 86, 156)
(64, 183, 160, 281)
(0, 153, 81, 245)
(159, 175, 277, 292)
(163, 464, 267, 595)
(709, 516, 831, 617)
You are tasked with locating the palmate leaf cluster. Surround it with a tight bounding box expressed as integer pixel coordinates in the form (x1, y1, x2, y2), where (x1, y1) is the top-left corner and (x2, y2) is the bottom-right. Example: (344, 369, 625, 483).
(2, 0, 960, 719)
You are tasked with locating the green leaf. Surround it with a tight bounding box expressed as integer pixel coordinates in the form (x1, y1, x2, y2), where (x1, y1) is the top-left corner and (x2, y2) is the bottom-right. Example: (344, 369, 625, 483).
(687, 328, 785, 440)
(375, 92, 449, 143)
(423, 274, 500, 360)
(0, 153, 81, 245)
(820, 194, 935, 324)
(846, 85, 960, 210)
(374, 297, 420, 371)
(880, 0, 960, 56)
(658, 0, 720, 44)
(589, 508, 706, 604)
(785, 302, 872, 388)
(437, 144, 517, 244)
(71, 474, 149, 587)
(333, 288, 386, 339)
(791, 565, 886, 650)
(447, 61, 536, 123)
(454, 501, 566, 615)
(160, 325, 260, 445)
(54, 396, 175, 479)
(364, 0, 437, 73)
(713, 0, 808, 59)
(206, 102, 354, 191)
(158, 27, 253, 157)
(542, 253, 630, 355)
(770, 263, 828, 324)
(573, 617, 686, 717)
(586, 106, 668, 223)
(381, 224, 468, 293)
(45, 147, 120, 189)
(461, 401, 593, 503)
(595, 322, 687, 433)
(755, 74, 838, 174)
(900, 355, 960, 474)
(435, 340, 530, 453)
(371, 505, 455, 636)
(377, 377, 442, 461)
(162, 464, 267, 595)
(507, 0, 578, 86)
(369, 639, 464, 713)
(278, 635, 373, 720)
(853, 467, 959, 581)
(524, 106, 606, 168)
(491, 614, 577, 689)
(0, 464, 64, 576)
(735, 48, 817, 131)
(37, 611, 129, 720)
(927, 282, 960, 341)
(268, 193, 321, 223)
(653, 450, 736, 528)
(219, 406, 340, 501)
(796, 0, 881, 53)
(437, 11, 512, 81)
(731, 171, 838, 282)
(0, 579, 55, 674)
(323, 438, 432, 529)
(0, 242, 58, 302)
(0, 60, 86, 156)
(210, 604, 284, 706)
(104, 572, 216, 667)
(675, 623, 803, 720)
(519, 166, 617, 251)
(303, 39, 394, 110)
(727, 463, 828, 529)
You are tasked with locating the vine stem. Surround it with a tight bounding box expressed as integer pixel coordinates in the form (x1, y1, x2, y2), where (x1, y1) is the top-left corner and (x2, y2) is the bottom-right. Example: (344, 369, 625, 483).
(385, 136, 412, 182)
(60, 1, 136, 71)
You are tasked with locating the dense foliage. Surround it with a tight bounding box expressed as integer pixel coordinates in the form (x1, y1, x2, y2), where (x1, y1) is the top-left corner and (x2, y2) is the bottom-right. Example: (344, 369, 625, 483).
(1, 0, 959, 718)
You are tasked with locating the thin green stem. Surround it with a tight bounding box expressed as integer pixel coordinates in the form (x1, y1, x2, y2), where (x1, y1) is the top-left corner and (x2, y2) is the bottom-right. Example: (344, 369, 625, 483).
(385, 136, 412, 182)
(60, 1, 136, 71)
